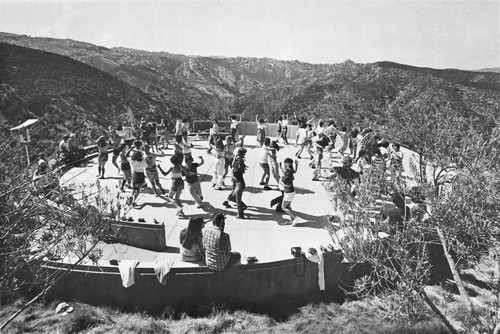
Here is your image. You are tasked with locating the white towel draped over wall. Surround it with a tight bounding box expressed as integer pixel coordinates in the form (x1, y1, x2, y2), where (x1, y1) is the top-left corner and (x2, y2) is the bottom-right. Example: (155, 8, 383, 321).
(118, 260, 140, 288)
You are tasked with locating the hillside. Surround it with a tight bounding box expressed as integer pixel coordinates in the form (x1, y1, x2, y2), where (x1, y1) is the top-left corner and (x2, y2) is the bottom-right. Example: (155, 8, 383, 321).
(1, 32, 498, 130)
(0, 42, 168, 156)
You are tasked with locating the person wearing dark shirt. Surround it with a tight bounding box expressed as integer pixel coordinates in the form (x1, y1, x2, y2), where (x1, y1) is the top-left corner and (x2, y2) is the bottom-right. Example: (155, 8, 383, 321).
(140, 120, 151, 145)
(183, 155, 205, 208)
(333, 156, 360, 197)
(280, 158, 298, 225)
(202, 213, 241, 271)
(223, 148, 248, 218)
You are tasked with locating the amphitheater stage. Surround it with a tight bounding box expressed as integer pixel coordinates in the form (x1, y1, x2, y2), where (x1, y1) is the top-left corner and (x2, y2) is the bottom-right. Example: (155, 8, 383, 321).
(59, 136, 343, 267)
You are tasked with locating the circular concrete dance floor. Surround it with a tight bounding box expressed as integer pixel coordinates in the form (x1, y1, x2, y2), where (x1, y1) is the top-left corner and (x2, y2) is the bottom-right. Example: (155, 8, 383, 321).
(60, 136, 341, 266)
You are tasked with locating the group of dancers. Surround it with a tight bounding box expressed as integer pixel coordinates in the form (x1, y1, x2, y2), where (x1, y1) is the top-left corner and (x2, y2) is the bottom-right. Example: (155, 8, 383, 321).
(65, 112, 403, 224)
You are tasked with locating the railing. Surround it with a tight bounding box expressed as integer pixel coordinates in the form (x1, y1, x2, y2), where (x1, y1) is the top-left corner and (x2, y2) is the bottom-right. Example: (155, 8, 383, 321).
(193, 121, 298, 140)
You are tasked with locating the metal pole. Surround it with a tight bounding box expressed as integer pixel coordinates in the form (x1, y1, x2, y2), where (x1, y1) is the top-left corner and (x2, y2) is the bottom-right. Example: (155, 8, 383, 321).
(25, 128, 30, 166)
(25, 144, 30, 166)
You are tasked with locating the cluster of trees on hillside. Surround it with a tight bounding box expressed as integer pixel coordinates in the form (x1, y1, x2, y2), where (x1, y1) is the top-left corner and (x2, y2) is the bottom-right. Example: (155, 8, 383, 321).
(0, 137, 122, 330)
(327, 80, 499, 333)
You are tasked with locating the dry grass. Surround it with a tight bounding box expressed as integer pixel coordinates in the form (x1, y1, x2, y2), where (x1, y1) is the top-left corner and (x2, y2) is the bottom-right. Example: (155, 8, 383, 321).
(0, 297, 449, 334)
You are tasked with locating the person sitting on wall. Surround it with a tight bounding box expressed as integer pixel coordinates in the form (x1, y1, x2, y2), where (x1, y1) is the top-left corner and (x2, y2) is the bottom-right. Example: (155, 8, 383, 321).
(33, 160, 59, 197)
(67, 133, 85, 166)
(179, 217, 206, 263)
(202, 212, 241, 271)
(58, 134, 73, 165)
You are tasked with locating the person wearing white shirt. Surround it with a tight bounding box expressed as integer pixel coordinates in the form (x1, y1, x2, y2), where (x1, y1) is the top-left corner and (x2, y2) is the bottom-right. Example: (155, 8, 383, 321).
(128, 149, 147, 206)
(229, 114, 241, 141)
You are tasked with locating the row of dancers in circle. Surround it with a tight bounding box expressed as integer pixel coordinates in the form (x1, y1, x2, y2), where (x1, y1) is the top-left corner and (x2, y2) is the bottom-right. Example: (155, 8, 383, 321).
(111, 128, 300, 223)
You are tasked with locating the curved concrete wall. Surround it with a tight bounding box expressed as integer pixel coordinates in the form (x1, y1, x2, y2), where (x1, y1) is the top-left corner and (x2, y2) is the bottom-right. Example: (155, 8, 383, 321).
(44, 252, 350, 313)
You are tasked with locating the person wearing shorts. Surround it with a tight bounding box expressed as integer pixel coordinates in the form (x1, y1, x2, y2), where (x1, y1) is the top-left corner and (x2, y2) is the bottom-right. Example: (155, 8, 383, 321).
(129, 150, 147, 206)
(144, 144, 165, 196)
(119, 147, 132, 191)
(279, 158, 298, 225)
(158, 154, 186, 217)
(91, 135, 109, 179)
(107, 127, 122, 172)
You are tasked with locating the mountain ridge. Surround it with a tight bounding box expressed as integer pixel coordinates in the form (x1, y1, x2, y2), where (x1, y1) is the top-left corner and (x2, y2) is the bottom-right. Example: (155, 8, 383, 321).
(0, 32, 498, 158)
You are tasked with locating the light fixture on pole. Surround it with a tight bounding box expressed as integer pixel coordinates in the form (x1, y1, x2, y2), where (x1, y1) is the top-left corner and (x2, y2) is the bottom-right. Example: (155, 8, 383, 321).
(10, 119, 39, 166)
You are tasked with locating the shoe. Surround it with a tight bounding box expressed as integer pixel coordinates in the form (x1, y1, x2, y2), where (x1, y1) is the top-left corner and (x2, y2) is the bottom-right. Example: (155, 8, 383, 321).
(312, 178, 319, 181)
(161, 188, 166, 195)
(259, 181, 265, 185)
(99, 175, 105, 179)
(212, 183, 216, 188)
(200, 195, 204, 201)
(237, 214, 246, 219)
(223, 201, 231, 208)
(279, 220, 293, 226)
(264, 186, 272, 190)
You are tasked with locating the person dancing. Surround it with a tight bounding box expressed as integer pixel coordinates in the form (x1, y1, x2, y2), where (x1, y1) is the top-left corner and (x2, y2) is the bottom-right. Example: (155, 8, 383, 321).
(258, 138, 272, 190)
(128, 150, 147, 206)
(223, 148, 248, 219)
(211, 138, 225, 190)
(158, 154, 186, 217)
(256, 115, 266, 147)
(268, 140, 281, 187)
(144, 144, 166, 196)
(183, 155, 205, 208)
(108, 126, 123, 173)
(207, 118, 219, 154)
(280, 158, 299, 225)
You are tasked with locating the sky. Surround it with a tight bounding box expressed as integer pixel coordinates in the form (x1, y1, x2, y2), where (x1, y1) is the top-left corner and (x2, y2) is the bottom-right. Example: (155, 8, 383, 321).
(0, 0, 498, 70)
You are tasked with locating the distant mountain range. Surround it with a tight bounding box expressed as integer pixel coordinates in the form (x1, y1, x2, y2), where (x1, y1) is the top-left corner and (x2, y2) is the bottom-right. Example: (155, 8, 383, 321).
(0, 32, 498, 156)
(477, 67, 500, 73)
